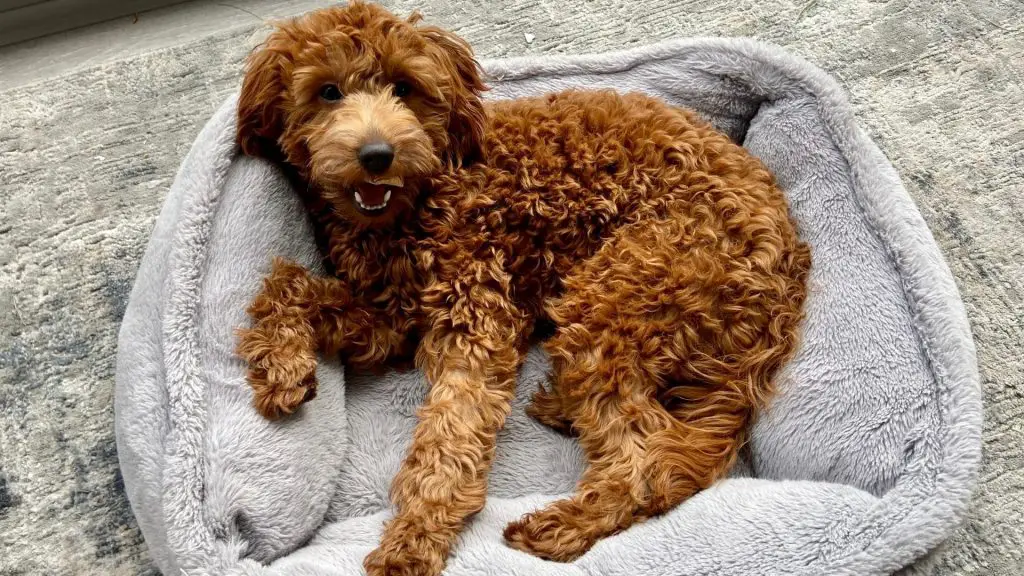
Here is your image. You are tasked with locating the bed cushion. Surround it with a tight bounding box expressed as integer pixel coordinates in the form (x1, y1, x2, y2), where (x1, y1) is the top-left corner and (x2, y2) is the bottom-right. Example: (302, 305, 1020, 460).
(114, 37, 982, 576)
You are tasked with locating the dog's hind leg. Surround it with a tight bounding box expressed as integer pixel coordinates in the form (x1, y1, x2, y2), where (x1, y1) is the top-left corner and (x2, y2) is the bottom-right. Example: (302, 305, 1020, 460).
(505, 334, 750, 560)
(526, 382, 576, 435)
(504, 211, 804, 561)
(506, 377, 748, 562)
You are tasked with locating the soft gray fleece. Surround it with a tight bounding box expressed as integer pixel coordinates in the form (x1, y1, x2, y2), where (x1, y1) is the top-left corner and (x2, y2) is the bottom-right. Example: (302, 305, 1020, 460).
(114, 38, 981, 575)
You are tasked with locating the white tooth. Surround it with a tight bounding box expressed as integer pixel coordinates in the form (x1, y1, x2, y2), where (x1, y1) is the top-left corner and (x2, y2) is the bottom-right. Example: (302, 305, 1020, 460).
(354, 191, 364, 206)
(384, 190, 392, 203)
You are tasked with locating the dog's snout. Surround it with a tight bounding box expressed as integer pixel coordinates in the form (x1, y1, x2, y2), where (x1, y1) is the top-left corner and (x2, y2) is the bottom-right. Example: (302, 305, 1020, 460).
(358, 141, 395, 174)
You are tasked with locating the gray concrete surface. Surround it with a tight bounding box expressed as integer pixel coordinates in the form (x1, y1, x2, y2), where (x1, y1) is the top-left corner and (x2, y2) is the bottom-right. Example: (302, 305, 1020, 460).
(0, 0, 331, 89)
(0, 0, 1021, 574)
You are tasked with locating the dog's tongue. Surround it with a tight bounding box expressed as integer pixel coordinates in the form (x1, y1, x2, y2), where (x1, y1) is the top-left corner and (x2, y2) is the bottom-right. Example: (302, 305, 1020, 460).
(358, 184, 388, 205)
(359, 176, 403, 205)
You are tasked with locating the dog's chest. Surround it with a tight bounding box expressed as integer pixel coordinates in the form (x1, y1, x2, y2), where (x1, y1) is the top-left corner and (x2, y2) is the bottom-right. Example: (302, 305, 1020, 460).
(325, 230, 424, 310)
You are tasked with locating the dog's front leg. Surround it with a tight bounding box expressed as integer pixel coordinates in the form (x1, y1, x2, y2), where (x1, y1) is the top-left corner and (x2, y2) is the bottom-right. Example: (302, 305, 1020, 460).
(364, 262, 525, 576)
(236, 257, 401, 419)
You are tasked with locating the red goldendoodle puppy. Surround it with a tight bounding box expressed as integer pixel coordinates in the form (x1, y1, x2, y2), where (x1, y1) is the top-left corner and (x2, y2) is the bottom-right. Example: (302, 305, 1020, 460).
(235, 2, 810, 574)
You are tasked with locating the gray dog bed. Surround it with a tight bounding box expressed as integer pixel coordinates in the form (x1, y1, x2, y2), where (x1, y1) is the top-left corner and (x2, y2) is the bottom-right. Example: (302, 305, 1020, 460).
(114, 38, 982, 576)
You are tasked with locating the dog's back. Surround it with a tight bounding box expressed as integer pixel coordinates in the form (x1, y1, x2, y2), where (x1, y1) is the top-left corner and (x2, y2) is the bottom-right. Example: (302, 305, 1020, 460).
(418, 89, 795, 318)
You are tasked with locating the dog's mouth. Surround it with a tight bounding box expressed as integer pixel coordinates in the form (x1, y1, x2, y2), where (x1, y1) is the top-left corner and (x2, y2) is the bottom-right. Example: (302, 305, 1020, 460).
(351, 176, 404, 215)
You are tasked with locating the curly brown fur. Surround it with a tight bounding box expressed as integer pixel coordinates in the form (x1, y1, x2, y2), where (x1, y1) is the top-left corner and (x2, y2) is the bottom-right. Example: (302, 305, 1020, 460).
(234, 2, 811, 574)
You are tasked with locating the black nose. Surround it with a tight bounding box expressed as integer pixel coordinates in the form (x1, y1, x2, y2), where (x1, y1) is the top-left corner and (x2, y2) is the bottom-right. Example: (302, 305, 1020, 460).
(358, 141, 394, 174)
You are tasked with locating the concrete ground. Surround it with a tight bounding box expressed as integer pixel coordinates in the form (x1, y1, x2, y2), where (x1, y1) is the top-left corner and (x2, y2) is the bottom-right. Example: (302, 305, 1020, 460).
(0, 0, 329, 89)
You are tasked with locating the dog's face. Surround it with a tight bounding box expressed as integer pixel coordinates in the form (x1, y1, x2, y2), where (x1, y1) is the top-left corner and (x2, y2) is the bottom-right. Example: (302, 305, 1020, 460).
(237, 2, 486, 226)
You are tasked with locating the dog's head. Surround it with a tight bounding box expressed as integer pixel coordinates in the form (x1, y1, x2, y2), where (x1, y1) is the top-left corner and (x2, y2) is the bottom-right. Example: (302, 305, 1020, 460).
(238, 1, 486, 226)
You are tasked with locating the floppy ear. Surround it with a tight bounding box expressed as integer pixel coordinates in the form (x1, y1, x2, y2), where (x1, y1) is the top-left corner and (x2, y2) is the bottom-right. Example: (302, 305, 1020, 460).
(420, 26, 487, 166)
(237, 44, 286, 159)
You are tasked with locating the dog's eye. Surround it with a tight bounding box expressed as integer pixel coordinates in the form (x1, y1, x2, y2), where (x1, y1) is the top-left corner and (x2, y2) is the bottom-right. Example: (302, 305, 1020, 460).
(319, 83, 343, 102)
(392, 80, 413, 98)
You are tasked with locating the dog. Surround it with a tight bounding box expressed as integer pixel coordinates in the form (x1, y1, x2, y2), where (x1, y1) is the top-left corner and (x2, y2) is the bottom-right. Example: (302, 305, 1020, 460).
(235, 2, 811, 574)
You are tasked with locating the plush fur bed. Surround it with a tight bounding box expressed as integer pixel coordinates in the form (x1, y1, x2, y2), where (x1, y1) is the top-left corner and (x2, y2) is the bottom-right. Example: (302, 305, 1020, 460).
(114, 38, 982, 576)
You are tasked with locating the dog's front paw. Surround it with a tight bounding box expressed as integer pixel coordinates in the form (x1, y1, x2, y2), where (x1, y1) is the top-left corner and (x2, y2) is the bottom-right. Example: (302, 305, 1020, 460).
(364, 516, 448, 576)
(247, 361, 318, 420)
(363, 541, 445, 576)
(237, 325, 318, 420)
